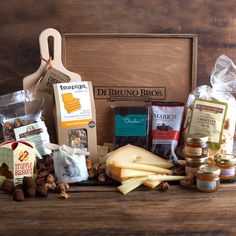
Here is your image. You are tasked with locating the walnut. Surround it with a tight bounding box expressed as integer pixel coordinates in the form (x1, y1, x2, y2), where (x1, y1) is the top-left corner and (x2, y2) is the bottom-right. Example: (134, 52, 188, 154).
(57, 183, 70, 200)
(88, 168, 95, 178)
(46, 182, 57, 191)
(14, 118, 23, 128)
(160, 182, 170, 191)
(46, 173, 56, 183)
(86, 159, 93, 170)
(4, 122, 13, 131)
(98, 173, 106, 183)
(59, 191, 70, 199)
(98, 164, 106, 175)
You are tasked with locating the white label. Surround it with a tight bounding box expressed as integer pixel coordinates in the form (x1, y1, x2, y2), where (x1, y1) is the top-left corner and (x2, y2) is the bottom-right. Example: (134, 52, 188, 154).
(185, 146, 202, 157)
(197, 179, 216, 190)
(151, 106, 184, 145)
(56, 82, 92, 123)
(14, 121, 51, 156)
(220, 167, 235, 177)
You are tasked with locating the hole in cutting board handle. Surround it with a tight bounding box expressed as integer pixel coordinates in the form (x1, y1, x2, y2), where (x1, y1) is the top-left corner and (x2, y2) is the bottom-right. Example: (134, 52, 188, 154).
(48, 36, 54, 60)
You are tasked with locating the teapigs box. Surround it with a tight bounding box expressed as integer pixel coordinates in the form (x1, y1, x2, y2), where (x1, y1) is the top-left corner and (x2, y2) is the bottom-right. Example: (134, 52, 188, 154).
(53, 81, 98, 161)
(0, 141, 36, 186)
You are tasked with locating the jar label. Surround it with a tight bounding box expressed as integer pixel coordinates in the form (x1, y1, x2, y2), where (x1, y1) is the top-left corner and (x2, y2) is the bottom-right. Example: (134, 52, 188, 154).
(185, 166, 198, 176)
(220, 167, 235, 177)
(197, 179, 216, 190)
(185, 146, 202, 156)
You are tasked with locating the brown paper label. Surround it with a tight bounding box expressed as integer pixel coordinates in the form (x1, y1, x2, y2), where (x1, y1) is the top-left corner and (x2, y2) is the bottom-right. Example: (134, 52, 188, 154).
(39, 68, 71, 93)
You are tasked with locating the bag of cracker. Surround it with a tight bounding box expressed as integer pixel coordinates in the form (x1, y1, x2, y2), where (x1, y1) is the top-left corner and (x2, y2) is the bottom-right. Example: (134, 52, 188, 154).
(183, 55, 236, 156)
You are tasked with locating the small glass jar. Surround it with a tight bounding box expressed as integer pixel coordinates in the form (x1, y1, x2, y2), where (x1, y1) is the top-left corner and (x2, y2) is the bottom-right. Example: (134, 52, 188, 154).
(196, 164, 220, 193)
(185, 134, 208, 158)
(214, 154, 236, 182)
(185, 156, 208, 178)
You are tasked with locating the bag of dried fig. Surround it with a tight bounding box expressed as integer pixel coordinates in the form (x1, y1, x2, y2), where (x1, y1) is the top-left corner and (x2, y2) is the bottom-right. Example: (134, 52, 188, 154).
(151, 102, 184, 161)
(183, 55, 236, 156)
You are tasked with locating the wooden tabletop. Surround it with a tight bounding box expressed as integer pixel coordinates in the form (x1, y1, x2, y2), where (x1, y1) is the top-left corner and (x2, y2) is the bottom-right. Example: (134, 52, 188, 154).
(0, 184, 236, 236)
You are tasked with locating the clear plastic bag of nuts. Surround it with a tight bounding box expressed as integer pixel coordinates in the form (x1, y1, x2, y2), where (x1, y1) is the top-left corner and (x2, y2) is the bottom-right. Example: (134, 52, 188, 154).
(0, 90, 51, 156)
(183, 55, 236, 157)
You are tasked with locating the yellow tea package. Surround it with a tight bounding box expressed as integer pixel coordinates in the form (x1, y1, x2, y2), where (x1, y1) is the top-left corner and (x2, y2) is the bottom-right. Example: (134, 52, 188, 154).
(0, 141, 36, 186)
(183, 55, 236, 156)
(53, 81, 98, 161)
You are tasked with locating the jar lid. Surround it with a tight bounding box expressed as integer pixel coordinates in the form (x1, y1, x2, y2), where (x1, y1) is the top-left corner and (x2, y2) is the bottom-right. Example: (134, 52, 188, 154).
(198, 164, 220, 176)
(185, 156, 208, 164)
(215, 154, 236, 165)
(185, 134, 208, 143)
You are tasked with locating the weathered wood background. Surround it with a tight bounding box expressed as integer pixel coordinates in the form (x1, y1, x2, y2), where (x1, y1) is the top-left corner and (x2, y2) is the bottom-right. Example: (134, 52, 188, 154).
(0, 0, 236, 94)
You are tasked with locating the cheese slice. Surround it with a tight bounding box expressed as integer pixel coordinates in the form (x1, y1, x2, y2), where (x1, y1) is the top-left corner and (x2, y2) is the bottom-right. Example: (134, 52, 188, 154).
(114, 161, 173, 175)
(118, 177, 146, 195)
(120, 168, 156, 178)
(134, 159, 173, 169)
(143, 180, 162, 189)
(147, 175, 186, 182)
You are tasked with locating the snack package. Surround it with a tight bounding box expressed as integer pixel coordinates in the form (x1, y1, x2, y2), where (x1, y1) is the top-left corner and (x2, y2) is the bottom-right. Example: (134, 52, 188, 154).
(49, 144, 89, 184)
(151, 102, 184, 161)
(183, 55, 236, 156)
(114, 106, 149, 149)
(0, 90, 51, 156)
(0, 141, 36, 186)
(53, 81, 98, 161)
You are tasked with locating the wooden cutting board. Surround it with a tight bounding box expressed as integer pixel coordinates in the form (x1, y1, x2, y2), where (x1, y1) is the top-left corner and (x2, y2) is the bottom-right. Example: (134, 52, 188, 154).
(62, 34, 198, 145)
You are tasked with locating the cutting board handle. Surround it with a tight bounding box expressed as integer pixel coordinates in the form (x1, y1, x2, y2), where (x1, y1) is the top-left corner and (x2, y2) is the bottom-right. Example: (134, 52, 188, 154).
(39, 28, 62, 66)
(23, 28, 81, 91)
(38, 28, 81, 81)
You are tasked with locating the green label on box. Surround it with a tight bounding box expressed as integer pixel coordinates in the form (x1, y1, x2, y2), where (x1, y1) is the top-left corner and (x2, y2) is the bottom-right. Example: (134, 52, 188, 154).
(115, 114, 147, 137)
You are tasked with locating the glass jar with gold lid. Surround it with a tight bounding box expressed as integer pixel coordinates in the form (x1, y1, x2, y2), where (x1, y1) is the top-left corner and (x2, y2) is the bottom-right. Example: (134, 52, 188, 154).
(214, 154, 236, 182)
(185, 156, 208, 178)
(196, 164, 220, 193)
(185, 134, 208, 158)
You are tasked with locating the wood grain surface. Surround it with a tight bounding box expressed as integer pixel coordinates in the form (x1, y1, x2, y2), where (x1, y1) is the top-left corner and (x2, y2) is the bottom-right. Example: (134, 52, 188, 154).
(63, 34, 197, 144)
(0, 184, 236, 235)
(0, 0, 236, 95)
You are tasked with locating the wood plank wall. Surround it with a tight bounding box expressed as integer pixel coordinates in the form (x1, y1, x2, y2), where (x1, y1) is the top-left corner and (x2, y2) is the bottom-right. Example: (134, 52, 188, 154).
(0, 0, 235, 95)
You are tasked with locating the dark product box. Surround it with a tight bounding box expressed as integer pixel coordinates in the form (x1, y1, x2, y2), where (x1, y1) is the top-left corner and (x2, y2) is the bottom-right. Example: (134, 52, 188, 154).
(114, 106, 149, 149)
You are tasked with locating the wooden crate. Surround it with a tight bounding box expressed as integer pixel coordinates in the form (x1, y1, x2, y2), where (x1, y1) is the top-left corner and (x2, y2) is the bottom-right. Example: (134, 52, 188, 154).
(62, 34, 198, 145)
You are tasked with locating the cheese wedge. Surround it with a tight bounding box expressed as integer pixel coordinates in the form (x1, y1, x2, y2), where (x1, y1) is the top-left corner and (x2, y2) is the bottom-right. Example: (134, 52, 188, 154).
(105, 165, 122, 182)
(114, 161, 173, 175)
(106, 144, 170, 167)
(120, 169, 156, 178)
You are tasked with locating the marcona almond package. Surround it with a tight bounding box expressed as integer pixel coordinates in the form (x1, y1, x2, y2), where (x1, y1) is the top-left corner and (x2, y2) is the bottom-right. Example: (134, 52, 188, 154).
(53, 81, 98, 161)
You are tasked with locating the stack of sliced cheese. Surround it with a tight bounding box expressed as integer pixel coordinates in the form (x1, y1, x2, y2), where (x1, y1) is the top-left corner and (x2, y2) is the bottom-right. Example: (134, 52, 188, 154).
(106, 144, 185, 195)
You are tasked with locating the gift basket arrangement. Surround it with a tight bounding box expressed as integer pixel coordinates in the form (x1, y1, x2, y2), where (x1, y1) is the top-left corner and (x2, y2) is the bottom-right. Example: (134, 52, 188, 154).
(1, 28, 236, 201)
